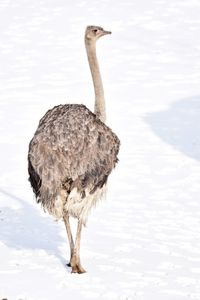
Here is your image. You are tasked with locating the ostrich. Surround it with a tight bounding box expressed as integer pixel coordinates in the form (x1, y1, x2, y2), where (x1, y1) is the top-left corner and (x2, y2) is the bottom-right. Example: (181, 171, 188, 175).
(28, 25, 120, 274)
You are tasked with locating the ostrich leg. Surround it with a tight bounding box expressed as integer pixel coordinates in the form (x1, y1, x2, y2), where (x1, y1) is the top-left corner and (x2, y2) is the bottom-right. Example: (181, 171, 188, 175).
(70, 220, 86, 274)
(63, 213, 74, 267)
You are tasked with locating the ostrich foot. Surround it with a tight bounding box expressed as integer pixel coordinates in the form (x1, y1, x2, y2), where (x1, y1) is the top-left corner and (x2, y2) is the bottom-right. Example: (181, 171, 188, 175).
(66, 261, 86, 273)
(71, 262, 86, 274)
(69, 254, 86, 274)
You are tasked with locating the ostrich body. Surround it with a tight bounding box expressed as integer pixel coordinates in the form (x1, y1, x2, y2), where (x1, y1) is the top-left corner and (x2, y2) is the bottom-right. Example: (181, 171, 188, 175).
(28, 26, 120, 274)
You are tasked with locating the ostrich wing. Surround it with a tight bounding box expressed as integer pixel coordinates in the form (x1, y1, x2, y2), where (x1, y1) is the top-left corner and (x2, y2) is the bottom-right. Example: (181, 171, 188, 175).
(28, 104, 120, 207)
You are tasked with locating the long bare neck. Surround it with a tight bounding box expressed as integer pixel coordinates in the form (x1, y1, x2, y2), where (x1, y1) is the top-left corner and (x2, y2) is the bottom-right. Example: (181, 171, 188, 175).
(85, 39, 106, 123)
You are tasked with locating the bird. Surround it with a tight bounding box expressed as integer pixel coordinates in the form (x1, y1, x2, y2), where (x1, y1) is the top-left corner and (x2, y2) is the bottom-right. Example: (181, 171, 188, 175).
(28, 25, 120, 274)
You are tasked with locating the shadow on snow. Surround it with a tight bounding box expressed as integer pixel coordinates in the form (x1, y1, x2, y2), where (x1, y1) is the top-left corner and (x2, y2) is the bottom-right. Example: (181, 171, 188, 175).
(145, 96, 200, 161)
(0, 187, 68, 268)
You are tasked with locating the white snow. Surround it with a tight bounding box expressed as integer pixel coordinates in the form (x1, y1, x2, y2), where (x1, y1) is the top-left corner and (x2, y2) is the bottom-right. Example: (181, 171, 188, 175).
(1, 0, 200, 299)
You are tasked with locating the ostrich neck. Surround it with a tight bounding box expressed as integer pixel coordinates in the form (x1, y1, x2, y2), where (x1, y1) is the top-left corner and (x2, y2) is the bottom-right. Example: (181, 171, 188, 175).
(85, 40, 106, 123)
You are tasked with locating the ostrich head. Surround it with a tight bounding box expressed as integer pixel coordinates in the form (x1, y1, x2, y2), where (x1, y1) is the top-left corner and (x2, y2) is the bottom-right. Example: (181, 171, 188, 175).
(85, 25, 111, 43)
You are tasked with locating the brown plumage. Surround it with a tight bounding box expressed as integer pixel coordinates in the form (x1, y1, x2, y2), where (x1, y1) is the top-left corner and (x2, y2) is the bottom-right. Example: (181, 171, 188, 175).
(28, 26, 120, 274)
(28, 104, 119, 221)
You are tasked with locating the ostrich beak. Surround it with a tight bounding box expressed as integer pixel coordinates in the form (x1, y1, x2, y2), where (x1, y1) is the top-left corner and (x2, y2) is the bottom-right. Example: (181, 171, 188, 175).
(103, 30, 112, 35)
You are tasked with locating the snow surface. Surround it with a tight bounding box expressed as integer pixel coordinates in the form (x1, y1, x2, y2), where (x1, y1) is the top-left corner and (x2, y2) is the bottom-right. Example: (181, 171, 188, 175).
(1, 0, 200, 299)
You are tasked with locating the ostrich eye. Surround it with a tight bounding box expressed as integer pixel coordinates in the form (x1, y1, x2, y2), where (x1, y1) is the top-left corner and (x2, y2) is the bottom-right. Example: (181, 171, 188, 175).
(93, 29, 98, 33)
